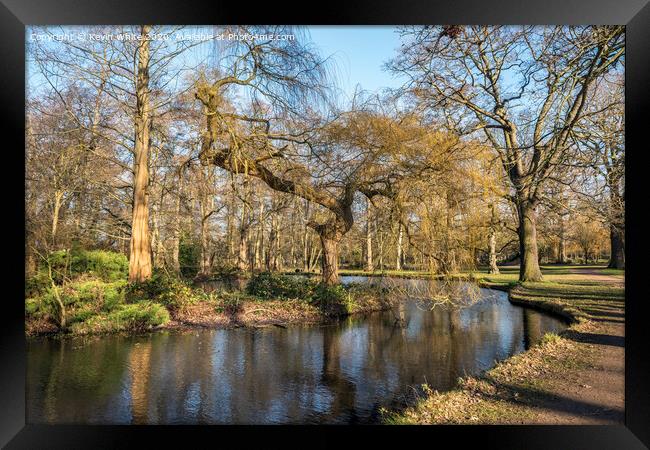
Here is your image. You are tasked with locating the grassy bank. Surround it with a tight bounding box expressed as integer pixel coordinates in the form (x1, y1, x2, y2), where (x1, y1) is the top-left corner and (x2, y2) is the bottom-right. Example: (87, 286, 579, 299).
(383, 267, 625, 425)
(25, 260, 393, 338)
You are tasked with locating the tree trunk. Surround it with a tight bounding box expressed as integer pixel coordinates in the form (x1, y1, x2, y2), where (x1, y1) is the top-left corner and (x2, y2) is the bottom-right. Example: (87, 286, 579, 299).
(608, 224, 625, 269)
(128, 25, 153, 283)
(51, 190, 63, 249)
(227, 189, 236, 265)
(488, 228, 499, 274)
(396, 223, 403, 271)
(488, 204, 499, 274)
(199, 214, 211, 277)
(171, 172, 183, 274)
(365, 200, 374, 272)
(238, 227, 249, 272)
(254, 201, 264, 270)
(237, 182, 251, 272)
(267, 213, 280, 271)
(517, 201, 543, 281)
(320, 234, 340, 285)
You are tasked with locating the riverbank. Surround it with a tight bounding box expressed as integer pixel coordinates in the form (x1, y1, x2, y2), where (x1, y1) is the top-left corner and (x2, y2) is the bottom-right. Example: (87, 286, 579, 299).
(25, 273, 394, 338)
(162, 287, 393, 331)
(384, 267, 625, 425)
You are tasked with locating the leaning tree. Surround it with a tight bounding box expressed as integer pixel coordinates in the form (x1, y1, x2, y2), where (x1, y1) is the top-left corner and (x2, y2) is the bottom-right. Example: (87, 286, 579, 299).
(196, 58, 457, 284)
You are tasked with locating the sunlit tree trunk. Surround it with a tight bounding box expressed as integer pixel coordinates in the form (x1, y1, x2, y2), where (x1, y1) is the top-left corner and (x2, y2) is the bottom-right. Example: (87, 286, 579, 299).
(488, 230, 499, 274)
(237, 189, 250, 272)
(267, 213, 280, 271)
(557, 213, 567, 264)
(488, 204, 499, 274)
(151, 201, 165, 269)
(170, 170, 183, 275)
(128, 25, 153, 282)
(320, 233, 340, 285)
(199, 207, 211, 277)
(396, 223, 403, 271)
(365, 199, 374, 272)
(517, 201, 542, 281)
(51, 190, 64, 249)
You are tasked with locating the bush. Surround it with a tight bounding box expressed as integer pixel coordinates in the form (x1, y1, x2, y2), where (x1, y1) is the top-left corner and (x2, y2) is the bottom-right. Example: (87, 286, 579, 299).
(110, 302, 170, 328)
(69, 301, 169, 335)
(45, 249, 128, 282)
(311, 283, 354, 314)
(44, 279, 127, 309)
(25, 271, 51, 297)
(125, 272, 201, 308)
(68, 305, 99, 325)
(25, 297, 44, 317)
(74, 250, 128, 281)
(246, 272, 316, 299)
(26, 278, 128, 328)
(70, 279, 127, 310)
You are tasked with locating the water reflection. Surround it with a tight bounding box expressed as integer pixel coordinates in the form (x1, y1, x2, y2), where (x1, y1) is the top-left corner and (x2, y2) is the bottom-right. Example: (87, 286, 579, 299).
(27, 277, 567, 424)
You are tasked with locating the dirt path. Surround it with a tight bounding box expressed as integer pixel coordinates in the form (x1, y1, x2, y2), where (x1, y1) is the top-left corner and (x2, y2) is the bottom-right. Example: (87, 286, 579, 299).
(525, 313, 624, 424)
(388, 282, 626, 425)
(566, 268, 625, 287)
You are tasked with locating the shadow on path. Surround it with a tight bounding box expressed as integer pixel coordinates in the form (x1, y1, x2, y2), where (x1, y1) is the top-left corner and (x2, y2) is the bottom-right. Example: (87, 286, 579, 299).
(483, 380, 624, 423)
(564, 330, 624, 348)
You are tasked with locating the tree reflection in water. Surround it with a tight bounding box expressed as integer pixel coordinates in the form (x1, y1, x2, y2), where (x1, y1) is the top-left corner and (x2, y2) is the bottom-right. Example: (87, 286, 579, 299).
(27, 277, 567, 424)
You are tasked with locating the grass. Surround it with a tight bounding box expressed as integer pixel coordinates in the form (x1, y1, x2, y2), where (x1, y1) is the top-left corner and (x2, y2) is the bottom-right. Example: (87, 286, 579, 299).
(69, 301, 170, 335)
(383, 264, 624, 425)
(340, 264, 623, 284)
(383, 332, 590, 424)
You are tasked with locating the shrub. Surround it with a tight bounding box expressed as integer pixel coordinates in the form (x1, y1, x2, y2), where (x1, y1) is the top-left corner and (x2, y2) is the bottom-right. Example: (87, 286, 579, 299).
(25, 271, 52, 297)
(110, 302, 170, 328)
(214, 292, 245, 315)
(68, 305, 99, 325)
(47, 279, 127, 308)
(71, 279, 127, 310)
(69, 301, 169, 335)
(25, 297, 44, 317)
(311, 283, 354, 314)
(125, 272, 201, 308)
(540, 332, 562, 345)
(74, 250, 128, 281)
(179, 233, 200, 278)
(44, 249, 128, 282)
(246, 272, 316, 299)
(26, 278, 127, 328)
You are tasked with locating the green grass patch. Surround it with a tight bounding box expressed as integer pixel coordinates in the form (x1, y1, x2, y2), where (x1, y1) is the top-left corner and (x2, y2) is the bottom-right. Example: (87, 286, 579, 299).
(69, 301, 170, 335)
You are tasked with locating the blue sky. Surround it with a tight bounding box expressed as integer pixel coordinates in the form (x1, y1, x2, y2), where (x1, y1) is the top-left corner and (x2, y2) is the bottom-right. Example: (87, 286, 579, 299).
(306, 26, 406, 100)
(26, 26, 408, 103)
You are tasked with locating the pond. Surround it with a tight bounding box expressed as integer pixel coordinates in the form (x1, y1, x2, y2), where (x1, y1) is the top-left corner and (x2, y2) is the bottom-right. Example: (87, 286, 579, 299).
(26, 276, 567, 424)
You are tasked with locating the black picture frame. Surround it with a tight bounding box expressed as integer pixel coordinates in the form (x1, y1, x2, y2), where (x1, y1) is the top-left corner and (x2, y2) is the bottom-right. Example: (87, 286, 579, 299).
(1, 1, 648, 448)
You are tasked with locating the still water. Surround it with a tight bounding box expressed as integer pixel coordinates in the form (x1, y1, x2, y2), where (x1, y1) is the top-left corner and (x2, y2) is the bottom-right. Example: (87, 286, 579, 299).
(26, 277, 567, 424)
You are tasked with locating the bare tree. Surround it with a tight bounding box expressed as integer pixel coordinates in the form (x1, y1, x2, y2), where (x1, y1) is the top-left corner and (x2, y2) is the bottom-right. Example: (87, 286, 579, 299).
(390, 25, 624, 280)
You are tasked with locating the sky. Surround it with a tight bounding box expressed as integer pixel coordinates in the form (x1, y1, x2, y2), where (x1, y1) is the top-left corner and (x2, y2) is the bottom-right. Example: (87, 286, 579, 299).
(306, 26, 406, 100)
(27, 26, 407, 103)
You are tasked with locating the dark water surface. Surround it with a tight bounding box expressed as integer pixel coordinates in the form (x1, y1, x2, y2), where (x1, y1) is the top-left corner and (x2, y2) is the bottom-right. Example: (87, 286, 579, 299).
(26, 277, 567, 424)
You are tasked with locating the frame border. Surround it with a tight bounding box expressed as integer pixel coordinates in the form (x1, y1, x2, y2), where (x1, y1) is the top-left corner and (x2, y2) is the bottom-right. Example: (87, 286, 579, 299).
(2, 1, 649, 448)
